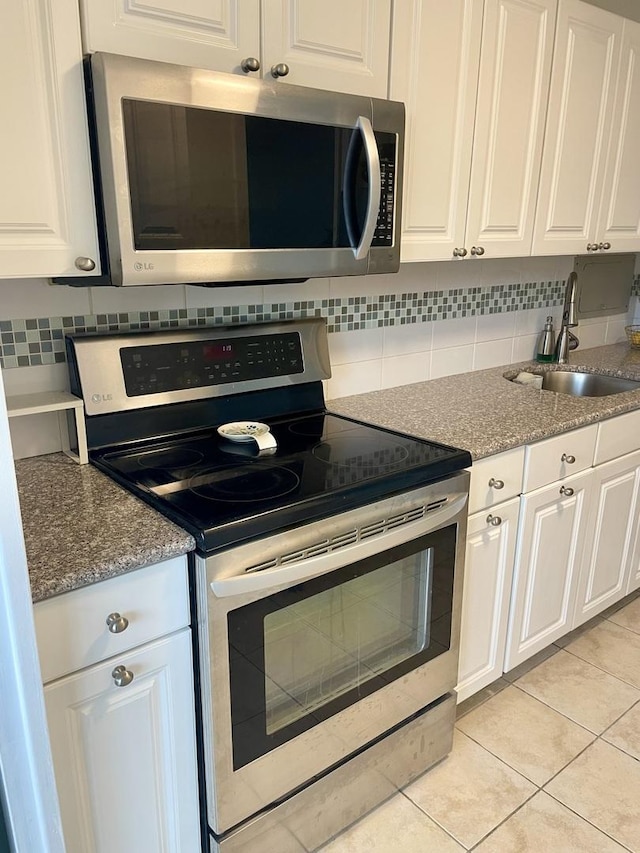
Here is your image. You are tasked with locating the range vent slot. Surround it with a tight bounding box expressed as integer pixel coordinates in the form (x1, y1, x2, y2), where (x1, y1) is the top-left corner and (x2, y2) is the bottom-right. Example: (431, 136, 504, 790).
(243, 498, 448, 574)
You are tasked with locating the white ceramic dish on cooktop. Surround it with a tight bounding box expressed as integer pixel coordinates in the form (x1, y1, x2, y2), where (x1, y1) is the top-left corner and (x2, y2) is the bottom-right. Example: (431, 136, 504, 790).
(217, 421, 277, 451)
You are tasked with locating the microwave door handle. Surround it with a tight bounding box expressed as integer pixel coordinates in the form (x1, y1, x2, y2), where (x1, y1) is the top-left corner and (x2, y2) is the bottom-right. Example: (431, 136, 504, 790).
(210, 492, 468, 598)
(344, 116, 381, 261)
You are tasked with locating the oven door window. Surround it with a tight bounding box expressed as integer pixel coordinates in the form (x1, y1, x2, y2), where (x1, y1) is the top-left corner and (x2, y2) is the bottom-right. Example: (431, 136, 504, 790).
(227, 525, 456, 769)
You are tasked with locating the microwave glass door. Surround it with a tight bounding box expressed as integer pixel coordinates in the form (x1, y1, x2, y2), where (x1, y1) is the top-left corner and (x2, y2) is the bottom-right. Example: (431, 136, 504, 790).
(226, 525, 456, 770)
(121, 100, 395, 253)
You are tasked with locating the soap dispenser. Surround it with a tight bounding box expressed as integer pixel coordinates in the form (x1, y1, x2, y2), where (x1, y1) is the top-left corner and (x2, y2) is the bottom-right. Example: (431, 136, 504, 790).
(536, 316, 556, 362)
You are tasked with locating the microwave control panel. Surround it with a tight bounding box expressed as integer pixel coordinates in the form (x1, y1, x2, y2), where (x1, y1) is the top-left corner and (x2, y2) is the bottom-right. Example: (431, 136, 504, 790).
(372, 134, 396, 247)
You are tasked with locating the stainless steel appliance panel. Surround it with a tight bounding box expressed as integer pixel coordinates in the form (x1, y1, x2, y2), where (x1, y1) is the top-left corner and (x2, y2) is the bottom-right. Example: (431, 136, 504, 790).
(196, 474, 468, 833)
(89, 52, 404, 286)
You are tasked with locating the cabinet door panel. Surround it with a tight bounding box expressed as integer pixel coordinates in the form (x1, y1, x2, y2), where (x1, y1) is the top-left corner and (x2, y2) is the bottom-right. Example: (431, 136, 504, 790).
(574, 451, 640, 626)
(0, 0, 99, 278)
(465, 0, 556, 257)
(532, 0, 622, 256)
(80, 0, 260, 72)
(457, 498, 520, 702)
(505, 469, 593, 670)
(44, 630, 200, 853)
(597, 18, 640, 251)
(262, 0, 391, 96)
(390, 0, 483, 261)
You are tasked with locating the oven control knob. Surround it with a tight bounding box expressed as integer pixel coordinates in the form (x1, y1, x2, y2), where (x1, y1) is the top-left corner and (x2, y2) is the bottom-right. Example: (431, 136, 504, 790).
(240, 57, 260, 73)
(271, 63, 290, 78)
(74, 256, 96, 272)
(106, 612, 129, 634)
(488, 477, 504, 489)
(486, 514, 502, 526)
(112, 666, 134, 687)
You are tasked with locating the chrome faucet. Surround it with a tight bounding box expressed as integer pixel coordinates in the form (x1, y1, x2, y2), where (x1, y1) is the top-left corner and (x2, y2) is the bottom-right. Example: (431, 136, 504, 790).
(554, 271, 580, 363)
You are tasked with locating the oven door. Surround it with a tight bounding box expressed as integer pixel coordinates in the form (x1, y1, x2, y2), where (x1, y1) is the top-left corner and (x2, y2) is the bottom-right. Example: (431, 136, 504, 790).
(195, 472, 469, 836)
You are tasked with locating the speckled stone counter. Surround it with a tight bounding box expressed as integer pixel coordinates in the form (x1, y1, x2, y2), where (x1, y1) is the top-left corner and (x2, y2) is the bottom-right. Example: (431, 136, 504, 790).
(15, 453, 195, 602)
(328, 343, 640, 460)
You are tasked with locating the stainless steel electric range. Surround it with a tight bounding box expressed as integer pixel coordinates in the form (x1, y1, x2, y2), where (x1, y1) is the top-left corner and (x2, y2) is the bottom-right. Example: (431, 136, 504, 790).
(66, 319, 471, 853)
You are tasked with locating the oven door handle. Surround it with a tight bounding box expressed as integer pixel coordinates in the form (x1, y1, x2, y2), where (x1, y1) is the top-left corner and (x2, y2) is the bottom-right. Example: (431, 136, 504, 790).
(210, 492, 467, 598)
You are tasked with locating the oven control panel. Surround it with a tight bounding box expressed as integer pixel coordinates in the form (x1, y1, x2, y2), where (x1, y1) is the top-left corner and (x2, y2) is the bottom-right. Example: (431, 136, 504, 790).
(120, 332, 303, 396)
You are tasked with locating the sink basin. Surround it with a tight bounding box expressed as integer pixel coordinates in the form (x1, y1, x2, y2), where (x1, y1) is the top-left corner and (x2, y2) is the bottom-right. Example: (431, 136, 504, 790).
(540, 370, 640, 397)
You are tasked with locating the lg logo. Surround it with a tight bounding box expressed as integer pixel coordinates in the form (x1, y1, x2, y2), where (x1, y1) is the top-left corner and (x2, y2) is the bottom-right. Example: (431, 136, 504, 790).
(134, 262, 155, 271)
(91, 393, 113, 404)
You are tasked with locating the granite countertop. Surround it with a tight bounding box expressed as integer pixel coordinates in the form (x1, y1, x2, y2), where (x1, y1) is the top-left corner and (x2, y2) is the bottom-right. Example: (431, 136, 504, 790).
(15, 453, 195, 603)
(328, 343, 640, 460)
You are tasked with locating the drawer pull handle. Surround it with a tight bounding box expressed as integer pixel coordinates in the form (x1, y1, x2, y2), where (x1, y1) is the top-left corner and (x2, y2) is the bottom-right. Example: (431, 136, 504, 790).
(559, 485, 574, 497)
(486, 514, 502, 526)
(561, 453, 575, 464)
(106, 612, 129, 634)
(488, 477, 504, 489)
(112, 666, 134, 688)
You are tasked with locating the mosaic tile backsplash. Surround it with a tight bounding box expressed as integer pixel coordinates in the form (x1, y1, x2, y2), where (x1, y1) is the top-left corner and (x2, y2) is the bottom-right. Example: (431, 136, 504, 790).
(1, 277, 639, 370)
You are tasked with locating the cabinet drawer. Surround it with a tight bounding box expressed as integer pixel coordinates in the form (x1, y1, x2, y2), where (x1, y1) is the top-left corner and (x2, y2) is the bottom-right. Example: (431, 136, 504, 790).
(523, 425, 597, 492)
(468, 447, 525, 513)
(35, 555, 189, 683)
(595, 409, 640, 466)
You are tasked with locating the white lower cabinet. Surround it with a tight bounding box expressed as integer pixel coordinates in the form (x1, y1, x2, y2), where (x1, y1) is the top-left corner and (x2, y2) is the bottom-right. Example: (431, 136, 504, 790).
(573, 450, 640, 625)
(504, 468, 594, 670)
(458, 412, 640, 700)
(44, 629, 200, 853)
(457, 497, 519, 702)
(36, 558, 201, 853)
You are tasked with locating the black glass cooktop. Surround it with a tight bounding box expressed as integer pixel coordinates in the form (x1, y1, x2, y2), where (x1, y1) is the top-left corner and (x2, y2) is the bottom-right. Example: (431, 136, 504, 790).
(92, 412, 471, 552)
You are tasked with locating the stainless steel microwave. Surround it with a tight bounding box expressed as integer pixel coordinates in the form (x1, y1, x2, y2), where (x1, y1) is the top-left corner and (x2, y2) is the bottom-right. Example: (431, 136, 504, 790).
(66, 52, 404, 288)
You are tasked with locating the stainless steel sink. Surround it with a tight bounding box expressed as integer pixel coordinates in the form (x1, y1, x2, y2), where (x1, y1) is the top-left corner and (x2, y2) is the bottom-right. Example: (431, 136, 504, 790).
(540, 370, 640, 397)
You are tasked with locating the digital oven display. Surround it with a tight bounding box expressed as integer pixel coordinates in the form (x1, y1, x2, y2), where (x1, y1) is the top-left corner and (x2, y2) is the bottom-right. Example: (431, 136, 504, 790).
(120, 332, 303, 396)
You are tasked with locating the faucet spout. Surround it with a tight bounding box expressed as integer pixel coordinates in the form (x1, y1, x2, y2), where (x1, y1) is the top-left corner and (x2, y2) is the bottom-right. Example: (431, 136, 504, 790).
(554, 272, 579, 363)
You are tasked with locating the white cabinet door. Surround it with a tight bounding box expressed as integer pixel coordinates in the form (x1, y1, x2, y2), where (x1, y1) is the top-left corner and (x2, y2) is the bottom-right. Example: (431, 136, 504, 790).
(80, 0, 261, 74)
(596, 18, 640, 252)
(464, 0, 556, 258)
(504, 468, 594, 671)
(44, 630, 200, 853)
(573, 450, 640, 626)
(0, 0, 100, 279)
(390, 0, 483, 262)
(532, 0, 623, 256)
(262, 0, 391, 97)
(457, 498, 520, 702)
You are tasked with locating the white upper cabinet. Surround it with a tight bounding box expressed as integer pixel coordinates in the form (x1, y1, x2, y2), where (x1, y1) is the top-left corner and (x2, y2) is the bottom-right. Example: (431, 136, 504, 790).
(0, 0, 100, 279)
(80, 0, 391, 96)
(596, 18, 640, 252)
(390, 0, 483, 262)
(391, 0, 556, 262)
(465, 0, 557, 258)
(532, 0, 624, 256)
(261, 1, 391, 96)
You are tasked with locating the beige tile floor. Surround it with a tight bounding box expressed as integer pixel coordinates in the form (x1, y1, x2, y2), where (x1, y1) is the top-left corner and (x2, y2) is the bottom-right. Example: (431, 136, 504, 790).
(319, 590, 640, 852)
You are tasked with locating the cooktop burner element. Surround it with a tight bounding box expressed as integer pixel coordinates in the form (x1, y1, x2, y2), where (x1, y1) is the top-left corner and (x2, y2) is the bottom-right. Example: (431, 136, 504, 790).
(136, 448, 204, 469)
(66, 320, 472, 552)
(312, 435, 410, 470)
(190, 464, 301, 503)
